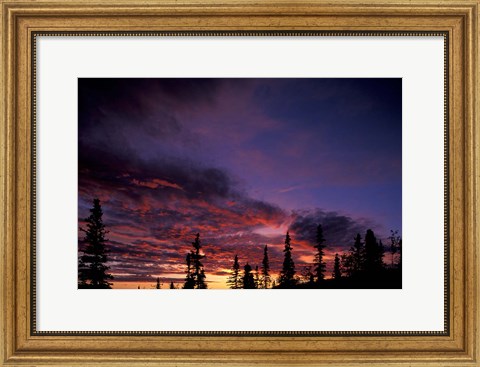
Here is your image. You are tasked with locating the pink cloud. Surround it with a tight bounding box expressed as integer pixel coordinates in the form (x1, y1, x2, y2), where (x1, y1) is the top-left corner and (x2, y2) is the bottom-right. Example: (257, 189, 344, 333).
(131, 178, 184, 191)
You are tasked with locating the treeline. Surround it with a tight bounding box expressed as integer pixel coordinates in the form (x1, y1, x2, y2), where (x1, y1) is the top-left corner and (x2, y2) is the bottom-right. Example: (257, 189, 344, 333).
(176, 224, 401, 289)
(78, 199, 401, 290)
(225, 225, 402, 289)
(226, 246, 271, 289)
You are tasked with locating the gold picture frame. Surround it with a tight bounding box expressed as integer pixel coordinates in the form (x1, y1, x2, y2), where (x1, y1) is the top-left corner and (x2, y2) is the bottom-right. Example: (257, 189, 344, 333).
(1, 0, 478, 365)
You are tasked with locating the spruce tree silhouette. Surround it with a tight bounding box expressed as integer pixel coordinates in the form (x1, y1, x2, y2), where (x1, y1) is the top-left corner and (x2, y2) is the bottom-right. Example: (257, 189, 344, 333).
(260, 245, 271, 289)
(156, 277, 161, 289)
(242, 263, 256, 289)
(279, 231, 296, 288)
(341, 233, 365, 278)
(340, 252, 353, 278)
(313, 224, 326, 282)
(186, 233, 207, 289)
(198, 269, 207, 289)
(364, 229, 385, 278)
(183, 252, 195, 289)
(227, 254, 241, 289)
(193, 233, 207, 289)
(169, 281, 176, 289)
(78, 198, 113, 289)
(332, 253, 342, 280)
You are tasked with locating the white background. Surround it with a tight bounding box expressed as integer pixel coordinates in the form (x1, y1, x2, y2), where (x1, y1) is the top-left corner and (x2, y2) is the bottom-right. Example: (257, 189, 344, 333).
(37, 36, 445, 331)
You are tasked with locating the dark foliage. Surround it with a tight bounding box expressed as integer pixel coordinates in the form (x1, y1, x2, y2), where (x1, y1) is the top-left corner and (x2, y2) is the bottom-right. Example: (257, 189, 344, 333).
(78, 198, 113, 289)
(184, 233, 207, 289)
(242, 263, 256, 289)
(313, 224, 326, 282)
(364, 229, 385, 279)
(278, 232, 296, 288)
(227, 254, 241, 289)
(332, 253, 342, 280)
(183, 252, 196, 289)
(341, 233, 365, 278)
(260, 245, 271, 289)
(270, 228, 400, 289)
(389, 229, 402, 268)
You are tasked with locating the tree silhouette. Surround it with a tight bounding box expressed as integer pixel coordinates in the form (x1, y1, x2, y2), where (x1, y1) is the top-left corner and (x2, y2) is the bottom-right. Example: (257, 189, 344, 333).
(156, 277, 162, 289)
(389, 230, 401, 267)
(332, 253, 342, 280)
(184, 233, 207, 289)
(198, 269, 207, 289)
(313, 224, 326, 282)
(192, 233, 207, 289)
(340, 252, 354, 278)
(279, 231, 296, 288)
(169, 281, 176, 289)
(341, 233, 365, 278)
(242, 263, 256, 289)
(260, 245, 271, 289)
(352, 233, 365, 274)
(227, 254, 241, 289)
(78, 198, 113, 289)
(364, 229, 385, 277)
(183, 252, 195, 289)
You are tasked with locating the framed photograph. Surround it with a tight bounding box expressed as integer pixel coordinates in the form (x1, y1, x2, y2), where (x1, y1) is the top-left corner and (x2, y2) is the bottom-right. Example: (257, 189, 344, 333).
(1, 0, 478, 366)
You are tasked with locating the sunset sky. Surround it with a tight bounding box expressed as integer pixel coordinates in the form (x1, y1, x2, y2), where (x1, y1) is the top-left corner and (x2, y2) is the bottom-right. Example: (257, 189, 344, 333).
(78, 78, 402, 289)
